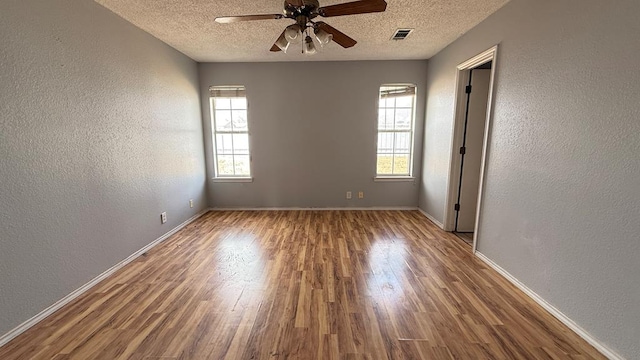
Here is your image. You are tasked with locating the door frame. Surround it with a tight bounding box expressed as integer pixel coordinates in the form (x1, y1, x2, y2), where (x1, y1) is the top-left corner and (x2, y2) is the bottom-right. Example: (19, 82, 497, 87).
(443, 45, 499, 253)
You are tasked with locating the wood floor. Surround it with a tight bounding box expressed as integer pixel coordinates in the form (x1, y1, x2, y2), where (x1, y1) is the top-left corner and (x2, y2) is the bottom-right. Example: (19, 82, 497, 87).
(0, 211, 604, 359)
(454, 232, 474, 246)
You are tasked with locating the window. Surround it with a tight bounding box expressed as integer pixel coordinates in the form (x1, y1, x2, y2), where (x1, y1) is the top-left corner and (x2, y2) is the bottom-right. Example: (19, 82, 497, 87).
(210, 86, 251, 179)
(376, 84, 417, 177)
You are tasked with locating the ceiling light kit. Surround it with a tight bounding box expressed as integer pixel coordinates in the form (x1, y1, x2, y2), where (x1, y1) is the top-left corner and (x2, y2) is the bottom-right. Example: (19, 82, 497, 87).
(272, 22, 332, 54)
(215, 0, 388, 55)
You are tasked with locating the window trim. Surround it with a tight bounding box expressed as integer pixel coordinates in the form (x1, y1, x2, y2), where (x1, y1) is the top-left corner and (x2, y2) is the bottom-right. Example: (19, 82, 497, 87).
(374, 176, 415, 182)
(209, 87, 252, 180)
(375, 83, 418, 179)
(211, 177, 253, 183)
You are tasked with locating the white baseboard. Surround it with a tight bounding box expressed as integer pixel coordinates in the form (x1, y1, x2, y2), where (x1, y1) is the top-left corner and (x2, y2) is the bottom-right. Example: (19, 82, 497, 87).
(475, 252, 622, 360)
(0, 209, 209, 348)
(209, 206, 419, 211)
(417, 208, 445, 228)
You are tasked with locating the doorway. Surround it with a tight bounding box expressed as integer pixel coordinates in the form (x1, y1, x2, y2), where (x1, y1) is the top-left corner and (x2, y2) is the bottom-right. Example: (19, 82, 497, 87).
(444, 46, 498, 253)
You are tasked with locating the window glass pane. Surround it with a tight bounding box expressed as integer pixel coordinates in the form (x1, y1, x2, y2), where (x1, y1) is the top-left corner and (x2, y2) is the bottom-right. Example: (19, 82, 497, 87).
(234, 155, 251, 176)
(394, 132, 411, 153)
(232, 110, 248, 131)
(377, 155, 393, 175)
(215, 110, 232, 131)
(216, 134, 233, 155)
(215, 98, 231, 110)
(232, 134, 249, 155)
(217, 155, 234, 175)
(385, 109, 395, 129)
(393, 154, 410, 175)
(377, 133, 394, 154)
(378, 111, 393, 131)
(396, 96, 413, 108)
(381, 97, 395, 108)
(395, 109, 412, 130)
(231, 97, 247, 110)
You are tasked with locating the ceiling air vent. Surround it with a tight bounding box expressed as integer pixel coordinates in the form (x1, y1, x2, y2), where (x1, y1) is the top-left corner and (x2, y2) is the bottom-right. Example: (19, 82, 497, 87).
(391, 29, 414, 41)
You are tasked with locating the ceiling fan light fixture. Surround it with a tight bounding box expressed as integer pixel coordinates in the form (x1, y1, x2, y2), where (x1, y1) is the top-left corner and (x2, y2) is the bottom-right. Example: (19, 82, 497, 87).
(314, 28, 333, 46)
(284, 24, 302, 43)
(303, 35, 317, 55)
(275, 33, 290, 53)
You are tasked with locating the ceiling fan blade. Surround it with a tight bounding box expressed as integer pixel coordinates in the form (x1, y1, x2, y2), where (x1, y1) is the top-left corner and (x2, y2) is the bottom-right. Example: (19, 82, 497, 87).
(318, 0, 387, 17)
(316, 22, 357, 48)
(215, 14, 284, 23)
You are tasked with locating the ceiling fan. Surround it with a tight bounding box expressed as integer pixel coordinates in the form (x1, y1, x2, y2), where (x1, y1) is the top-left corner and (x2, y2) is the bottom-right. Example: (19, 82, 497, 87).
(215, 0, 388, 54)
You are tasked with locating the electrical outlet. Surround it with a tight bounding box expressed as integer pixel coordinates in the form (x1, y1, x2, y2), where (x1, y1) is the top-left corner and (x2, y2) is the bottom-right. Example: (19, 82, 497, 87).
(346, 191, 352, 200)
(161, 212, 167, 224)
(358, 191, 364, 199)
(189, 199, 194, 208)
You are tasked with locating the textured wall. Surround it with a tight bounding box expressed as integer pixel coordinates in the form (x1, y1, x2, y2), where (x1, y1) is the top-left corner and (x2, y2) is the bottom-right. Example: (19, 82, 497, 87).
(199, 61, 428, 208)
(419, 0, 640, 357)
(0, 0, 206, 336)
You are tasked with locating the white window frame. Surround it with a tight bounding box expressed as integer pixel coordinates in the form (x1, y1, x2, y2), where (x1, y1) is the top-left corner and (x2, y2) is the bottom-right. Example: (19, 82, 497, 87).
(375, 84, 417, 181)
(210, 86, 252, 182)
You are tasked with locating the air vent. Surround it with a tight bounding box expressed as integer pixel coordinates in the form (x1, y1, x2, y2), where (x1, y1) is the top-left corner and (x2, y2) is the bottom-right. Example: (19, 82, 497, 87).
(391, 29, 414, 40)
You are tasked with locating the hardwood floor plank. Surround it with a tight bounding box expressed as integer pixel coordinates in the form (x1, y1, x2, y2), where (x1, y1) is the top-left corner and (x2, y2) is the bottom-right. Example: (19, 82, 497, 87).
(0, 211, 606, 359)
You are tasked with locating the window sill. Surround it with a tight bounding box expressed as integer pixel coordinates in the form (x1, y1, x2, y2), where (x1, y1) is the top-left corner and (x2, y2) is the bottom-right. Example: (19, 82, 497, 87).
(212, 177, 253, 183)
(374, 176, 415, 182)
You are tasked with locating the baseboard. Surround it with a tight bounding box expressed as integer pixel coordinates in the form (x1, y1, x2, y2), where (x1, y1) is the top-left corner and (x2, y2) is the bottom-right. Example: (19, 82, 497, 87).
(209, 206, 419, 211)
(475, 252, 622, 360)
(0, 209, 209, 348)
(417, 208, 445, 229)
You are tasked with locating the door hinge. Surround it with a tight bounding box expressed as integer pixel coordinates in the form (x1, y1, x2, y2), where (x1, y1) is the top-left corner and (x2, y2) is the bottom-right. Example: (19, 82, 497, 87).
(459, 147, 466, 155)
(465, 85, 472, 94)
(454, 204, 461, 211)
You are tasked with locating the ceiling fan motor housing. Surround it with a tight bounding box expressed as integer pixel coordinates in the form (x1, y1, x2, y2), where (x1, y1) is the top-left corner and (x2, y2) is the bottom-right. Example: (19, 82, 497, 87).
(283, 0, 320, 19)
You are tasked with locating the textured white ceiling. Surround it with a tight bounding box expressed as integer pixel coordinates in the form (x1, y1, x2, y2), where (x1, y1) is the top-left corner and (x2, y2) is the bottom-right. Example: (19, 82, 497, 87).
(95, 0, 510, 62)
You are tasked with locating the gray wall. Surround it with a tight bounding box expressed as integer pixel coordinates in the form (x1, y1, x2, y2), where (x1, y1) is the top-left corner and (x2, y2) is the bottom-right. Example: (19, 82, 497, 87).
(0, 0, 206, 337)
(419, 0, 639, 358)
(199, 61, 428, 208)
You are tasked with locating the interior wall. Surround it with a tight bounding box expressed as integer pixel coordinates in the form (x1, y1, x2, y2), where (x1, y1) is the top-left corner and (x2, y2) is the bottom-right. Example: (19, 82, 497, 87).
(419, 0, 639, 358)
(199, 61, 428, 208)
(0, 0, 206, 337)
